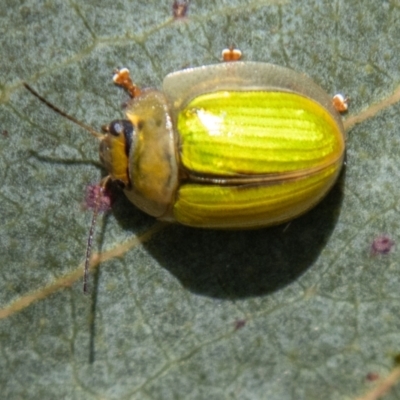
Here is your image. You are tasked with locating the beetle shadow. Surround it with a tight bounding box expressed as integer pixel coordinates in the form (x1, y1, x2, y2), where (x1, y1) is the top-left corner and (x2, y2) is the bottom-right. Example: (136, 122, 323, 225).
(112, 170, 345, 300)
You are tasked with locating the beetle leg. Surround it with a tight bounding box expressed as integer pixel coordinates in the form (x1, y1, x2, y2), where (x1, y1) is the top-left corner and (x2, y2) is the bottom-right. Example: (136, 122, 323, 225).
(221, 47, 242, 62)
(332, 93, 349, 113)
(113, 68, 142, 98)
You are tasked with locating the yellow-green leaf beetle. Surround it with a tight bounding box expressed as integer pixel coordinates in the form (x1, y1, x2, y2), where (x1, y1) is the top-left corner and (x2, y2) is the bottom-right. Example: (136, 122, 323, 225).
(25, 56, 346, 292)
(103, 61, 345, 229)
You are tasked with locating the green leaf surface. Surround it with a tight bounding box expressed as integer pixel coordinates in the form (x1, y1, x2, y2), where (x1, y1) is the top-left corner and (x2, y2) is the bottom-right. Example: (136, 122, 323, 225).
(1, 1, 400, 399)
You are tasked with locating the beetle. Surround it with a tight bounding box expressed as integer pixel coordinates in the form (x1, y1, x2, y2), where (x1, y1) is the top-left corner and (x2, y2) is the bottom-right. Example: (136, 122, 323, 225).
(25, 57, 346, 292)
(107, 62, 346, 228)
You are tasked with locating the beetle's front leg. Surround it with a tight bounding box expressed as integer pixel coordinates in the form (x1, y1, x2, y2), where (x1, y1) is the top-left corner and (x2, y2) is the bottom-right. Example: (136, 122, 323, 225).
(113, 68, 141, 98)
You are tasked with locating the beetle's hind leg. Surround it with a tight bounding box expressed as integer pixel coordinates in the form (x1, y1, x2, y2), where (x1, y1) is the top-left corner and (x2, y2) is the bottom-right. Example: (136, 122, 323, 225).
(332, 94, 349, 113)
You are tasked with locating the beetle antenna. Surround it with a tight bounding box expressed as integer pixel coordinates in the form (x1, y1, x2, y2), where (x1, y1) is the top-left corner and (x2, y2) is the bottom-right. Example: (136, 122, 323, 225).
(83, 199, 99, 294)
(83, 177, 111, 294)
(23, 83, 104, 140)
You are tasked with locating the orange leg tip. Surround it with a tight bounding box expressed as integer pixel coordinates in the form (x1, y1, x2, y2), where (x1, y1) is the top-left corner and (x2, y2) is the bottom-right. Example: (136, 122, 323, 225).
(222, 47, 242, 62)
(332, 93, 349, 113)
(113, 68, 141, 98)
(113, 68, 130, 84)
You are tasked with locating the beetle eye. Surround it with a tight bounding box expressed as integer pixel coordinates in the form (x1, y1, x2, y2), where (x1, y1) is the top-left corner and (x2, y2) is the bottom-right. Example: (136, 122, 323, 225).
(108, 119, 134, 137)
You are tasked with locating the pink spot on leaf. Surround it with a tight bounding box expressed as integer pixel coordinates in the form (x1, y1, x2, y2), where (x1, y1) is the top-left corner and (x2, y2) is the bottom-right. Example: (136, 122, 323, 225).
(371, 235, 395, 255)
(84, 183, 114, 213)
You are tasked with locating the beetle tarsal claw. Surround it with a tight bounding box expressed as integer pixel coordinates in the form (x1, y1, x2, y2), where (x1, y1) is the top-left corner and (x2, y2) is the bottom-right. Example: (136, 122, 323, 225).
(113, 68, 141, 98)
(221, 47, 242, 62)
(332, 94, 349, 113)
